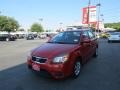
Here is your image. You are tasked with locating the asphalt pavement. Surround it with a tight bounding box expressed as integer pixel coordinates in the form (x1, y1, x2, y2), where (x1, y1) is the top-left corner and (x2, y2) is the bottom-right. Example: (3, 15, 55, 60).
(0, 39, 120, 90)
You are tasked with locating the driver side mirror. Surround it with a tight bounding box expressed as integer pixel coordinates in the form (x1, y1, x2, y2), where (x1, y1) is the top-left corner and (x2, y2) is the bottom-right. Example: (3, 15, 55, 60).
(81, 35, 91, 44)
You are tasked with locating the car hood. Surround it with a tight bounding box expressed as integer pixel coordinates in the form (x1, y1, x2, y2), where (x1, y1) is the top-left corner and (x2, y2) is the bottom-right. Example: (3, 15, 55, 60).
(32, 43, 78, 58)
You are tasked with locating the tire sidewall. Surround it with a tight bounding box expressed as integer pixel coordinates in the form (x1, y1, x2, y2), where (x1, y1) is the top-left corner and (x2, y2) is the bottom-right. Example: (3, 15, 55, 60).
(6, 38, 9, 41)
(95, 48, 98, 56)
(93, 48, 98, 57)
(72, 60, 81, 78)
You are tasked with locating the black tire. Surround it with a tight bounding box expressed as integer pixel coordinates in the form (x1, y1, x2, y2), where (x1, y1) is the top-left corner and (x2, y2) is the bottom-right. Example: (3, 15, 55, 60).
(72, 60, 81, 78)
(28, 65, 32, 69)
(93, 48, 98, 57)
(6, 38, 9, 41)
(108, 40, 110, 43)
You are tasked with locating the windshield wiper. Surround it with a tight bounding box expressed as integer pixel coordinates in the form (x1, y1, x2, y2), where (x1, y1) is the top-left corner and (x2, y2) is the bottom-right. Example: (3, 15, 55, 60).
(48, 40, 69, 44)
(55, 42, 65, 44)
(47, 41, 65, 44)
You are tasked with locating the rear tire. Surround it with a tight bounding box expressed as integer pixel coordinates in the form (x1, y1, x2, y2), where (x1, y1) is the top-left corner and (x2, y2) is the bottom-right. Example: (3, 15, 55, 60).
(93, 48, 98, 57)
(72, 60, 81, 78)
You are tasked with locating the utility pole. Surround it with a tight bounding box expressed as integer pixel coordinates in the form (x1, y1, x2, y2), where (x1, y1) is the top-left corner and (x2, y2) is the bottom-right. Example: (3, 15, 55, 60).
(96, 0, 101, 32)
(88, 0, 91, 28)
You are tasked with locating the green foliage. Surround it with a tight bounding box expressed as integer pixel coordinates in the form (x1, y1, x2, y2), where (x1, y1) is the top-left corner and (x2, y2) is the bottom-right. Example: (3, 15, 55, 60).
(105, 22, 120, 31)
(99, 33, 110, 38)
(0, 15, 19, 32)
(30, 23, 44, 32)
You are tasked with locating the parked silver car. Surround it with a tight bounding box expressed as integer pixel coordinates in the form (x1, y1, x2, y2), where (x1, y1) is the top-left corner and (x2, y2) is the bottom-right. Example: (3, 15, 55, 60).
(108, 32, 120, 43)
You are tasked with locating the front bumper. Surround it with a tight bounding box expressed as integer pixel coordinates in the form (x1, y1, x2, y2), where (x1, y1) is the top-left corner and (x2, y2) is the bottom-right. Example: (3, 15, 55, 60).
(27, 59, 69, 79)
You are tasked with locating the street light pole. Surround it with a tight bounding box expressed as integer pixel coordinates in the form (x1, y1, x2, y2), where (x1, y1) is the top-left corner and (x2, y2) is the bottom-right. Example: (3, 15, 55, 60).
(59, 22, 63, 32)
(100, 14, 104, 31)
(38, 18, 44, 31)
(39, 18, 43, 25)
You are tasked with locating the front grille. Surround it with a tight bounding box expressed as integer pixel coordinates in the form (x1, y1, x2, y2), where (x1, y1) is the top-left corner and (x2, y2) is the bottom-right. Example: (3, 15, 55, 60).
(32, 56, 47, 63)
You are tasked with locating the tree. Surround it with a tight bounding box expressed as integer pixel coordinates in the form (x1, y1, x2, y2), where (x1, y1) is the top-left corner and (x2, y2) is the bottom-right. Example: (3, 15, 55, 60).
(0, 15, 19, 32)
(105, 22, 120, 31)
(30, 23, 44, 32)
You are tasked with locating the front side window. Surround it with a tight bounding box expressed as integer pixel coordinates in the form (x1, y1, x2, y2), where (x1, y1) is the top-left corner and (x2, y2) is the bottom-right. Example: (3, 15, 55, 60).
(48, 31, 81, 44)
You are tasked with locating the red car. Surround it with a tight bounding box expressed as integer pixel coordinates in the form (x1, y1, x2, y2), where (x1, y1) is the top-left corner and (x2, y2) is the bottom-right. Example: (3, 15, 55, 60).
(27, 29, 98, 79)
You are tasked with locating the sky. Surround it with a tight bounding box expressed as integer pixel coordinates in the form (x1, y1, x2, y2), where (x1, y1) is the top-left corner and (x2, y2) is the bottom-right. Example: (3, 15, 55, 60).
(0, 0, 120, 30)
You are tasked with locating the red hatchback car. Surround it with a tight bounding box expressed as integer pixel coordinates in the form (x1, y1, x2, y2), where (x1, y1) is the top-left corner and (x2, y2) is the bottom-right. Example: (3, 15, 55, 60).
(27, 29, 98, 79)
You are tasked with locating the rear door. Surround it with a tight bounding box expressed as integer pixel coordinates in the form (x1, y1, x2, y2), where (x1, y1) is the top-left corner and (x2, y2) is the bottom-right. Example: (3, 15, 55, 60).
(80, 31, 92, 63)
(87, 30, 98, 56)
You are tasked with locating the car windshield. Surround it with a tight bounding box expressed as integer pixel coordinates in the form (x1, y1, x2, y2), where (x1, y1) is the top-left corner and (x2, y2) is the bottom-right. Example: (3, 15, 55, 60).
(48, 31, 81, 44)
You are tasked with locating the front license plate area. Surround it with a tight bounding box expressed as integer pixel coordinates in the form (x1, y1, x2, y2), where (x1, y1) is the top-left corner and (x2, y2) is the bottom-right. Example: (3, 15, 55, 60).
(32, 63, 40, 71)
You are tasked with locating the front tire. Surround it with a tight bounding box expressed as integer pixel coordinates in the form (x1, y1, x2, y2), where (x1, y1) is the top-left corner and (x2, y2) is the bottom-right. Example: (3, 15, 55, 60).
(108, 40, 111, 43)
(72, 60, 81, 78)
(6, 38, 9, 41)
(28, 65, 32, 69)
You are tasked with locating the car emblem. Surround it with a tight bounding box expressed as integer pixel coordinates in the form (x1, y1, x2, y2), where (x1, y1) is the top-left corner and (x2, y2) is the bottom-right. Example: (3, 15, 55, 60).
(36, 57, 40, 62)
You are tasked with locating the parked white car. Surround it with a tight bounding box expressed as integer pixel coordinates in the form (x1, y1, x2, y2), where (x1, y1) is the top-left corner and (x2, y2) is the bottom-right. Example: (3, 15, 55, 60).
(108, 32, 120, 43)
(38, 34, 47, 39)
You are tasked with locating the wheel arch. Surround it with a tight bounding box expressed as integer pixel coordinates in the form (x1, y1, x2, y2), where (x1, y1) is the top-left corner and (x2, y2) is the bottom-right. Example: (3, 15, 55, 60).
(75, 56, 83, 65)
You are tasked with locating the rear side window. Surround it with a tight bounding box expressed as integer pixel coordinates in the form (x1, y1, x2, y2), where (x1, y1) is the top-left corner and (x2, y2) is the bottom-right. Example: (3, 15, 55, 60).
(87, 30, 95, 39)
(83, 31, 88, 36)
(82, 31, 89, 39)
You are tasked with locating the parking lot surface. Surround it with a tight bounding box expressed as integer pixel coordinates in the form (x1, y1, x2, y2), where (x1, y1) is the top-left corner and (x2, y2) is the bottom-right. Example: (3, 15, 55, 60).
(0, 39, 120, 90)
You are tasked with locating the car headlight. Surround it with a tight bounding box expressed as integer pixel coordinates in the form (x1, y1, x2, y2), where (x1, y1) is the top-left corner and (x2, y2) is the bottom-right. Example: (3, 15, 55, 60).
(53, 54, 69, 64)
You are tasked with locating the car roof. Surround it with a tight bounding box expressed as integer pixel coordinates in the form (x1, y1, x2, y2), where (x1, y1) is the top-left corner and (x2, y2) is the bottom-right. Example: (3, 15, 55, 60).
(65, 29, 91, 32)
